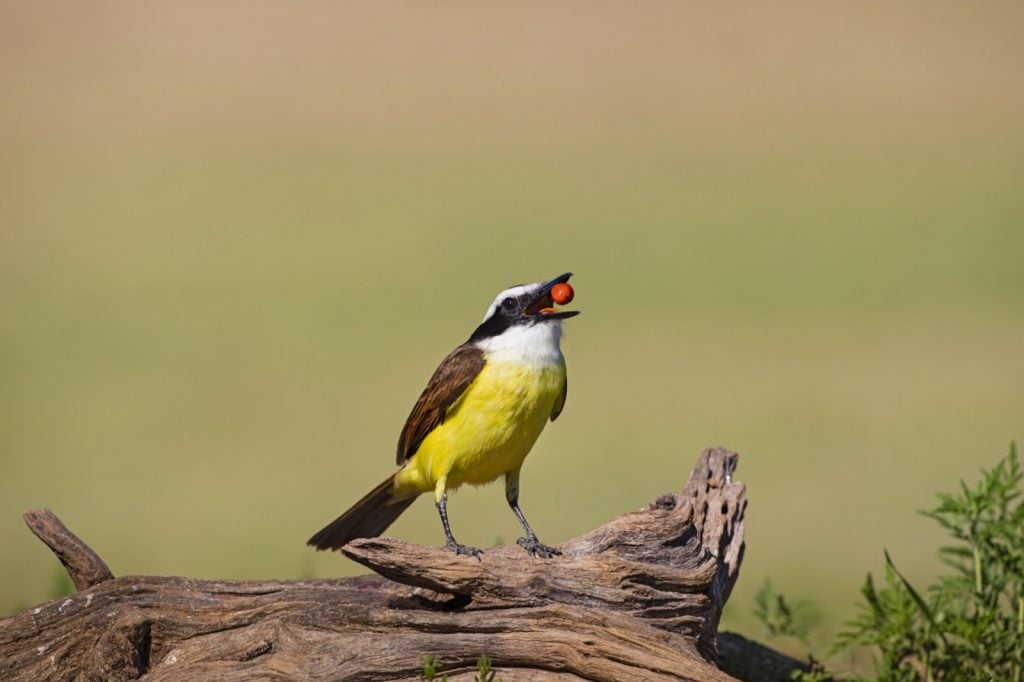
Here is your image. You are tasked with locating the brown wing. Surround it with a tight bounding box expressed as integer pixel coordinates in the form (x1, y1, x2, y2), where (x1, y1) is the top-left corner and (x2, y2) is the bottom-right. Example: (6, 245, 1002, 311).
(550, 376, 567, 422)
(396, 344, 486, 464)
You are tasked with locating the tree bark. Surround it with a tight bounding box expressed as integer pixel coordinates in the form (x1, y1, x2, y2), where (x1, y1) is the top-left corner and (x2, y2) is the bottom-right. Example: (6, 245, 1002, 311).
(0, 447, 801, 681)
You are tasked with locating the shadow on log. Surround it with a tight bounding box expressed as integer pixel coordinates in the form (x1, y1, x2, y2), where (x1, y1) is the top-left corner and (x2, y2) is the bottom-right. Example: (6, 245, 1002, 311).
(0, 447, 808, 681)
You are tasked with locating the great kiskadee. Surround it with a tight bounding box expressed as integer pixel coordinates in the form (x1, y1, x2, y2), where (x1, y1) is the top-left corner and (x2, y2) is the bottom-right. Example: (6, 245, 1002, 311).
(308, 272, 578, 558)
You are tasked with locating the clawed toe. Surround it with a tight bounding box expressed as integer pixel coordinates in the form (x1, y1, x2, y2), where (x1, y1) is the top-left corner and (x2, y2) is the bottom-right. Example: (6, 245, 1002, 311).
(517, 536, 562, 558)
(447, 541, 484, 558)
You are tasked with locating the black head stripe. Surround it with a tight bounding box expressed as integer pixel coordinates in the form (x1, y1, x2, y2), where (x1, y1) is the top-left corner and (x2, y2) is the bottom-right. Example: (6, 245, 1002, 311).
(468, 284, 542, 343)
(468, 313, 512, 343)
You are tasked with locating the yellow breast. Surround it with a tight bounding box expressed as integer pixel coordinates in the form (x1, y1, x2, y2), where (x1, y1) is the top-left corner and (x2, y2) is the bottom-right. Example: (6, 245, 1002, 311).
(395, 359, 565, 494)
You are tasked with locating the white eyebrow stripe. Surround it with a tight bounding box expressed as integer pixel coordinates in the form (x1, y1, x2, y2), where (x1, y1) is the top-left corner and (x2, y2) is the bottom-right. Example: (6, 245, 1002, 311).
(480, 283, 542, 322)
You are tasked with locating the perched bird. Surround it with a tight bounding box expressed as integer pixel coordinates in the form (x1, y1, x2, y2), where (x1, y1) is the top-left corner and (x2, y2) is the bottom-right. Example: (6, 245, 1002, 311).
(308, 273, 578, 557)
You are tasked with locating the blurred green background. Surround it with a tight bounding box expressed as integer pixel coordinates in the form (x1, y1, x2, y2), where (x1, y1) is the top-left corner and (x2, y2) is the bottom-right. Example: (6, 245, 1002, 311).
(2, 1, 1022, 663)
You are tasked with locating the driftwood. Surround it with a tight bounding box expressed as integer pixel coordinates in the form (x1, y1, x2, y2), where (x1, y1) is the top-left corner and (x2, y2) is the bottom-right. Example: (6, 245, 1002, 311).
(0, 447, 807, 681)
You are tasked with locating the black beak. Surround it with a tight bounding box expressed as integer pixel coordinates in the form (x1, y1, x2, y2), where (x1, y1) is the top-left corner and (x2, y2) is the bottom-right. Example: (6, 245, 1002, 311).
(524, 272, 580, 321)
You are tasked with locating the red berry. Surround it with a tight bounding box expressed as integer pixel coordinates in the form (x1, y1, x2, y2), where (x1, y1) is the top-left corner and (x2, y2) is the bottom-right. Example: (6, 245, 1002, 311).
(551, 282, 574, 305)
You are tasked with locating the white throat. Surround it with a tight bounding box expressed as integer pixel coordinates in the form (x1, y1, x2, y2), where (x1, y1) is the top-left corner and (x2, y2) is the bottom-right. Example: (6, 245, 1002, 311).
(474, 322, 565, 367)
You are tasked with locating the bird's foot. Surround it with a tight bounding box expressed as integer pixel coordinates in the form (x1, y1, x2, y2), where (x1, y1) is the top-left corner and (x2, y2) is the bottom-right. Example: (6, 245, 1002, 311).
(446, 540, 484, 559)
(517, 535, 562, 558)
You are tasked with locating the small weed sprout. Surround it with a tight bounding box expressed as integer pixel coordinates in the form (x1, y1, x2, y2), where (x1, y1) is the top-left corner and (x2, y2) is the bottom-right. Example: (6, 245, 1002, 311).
(420, 654, 445, 681)
(420, 654, 499, 682)
(754, 579, 815, 643)
(475, 653, 498, 682)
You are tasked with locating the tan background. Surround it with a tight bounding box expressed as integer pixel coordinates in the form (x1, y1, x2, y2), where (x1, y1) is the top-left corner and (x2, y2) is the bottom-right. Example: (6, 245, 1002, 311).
(2, 2, 1022, 664)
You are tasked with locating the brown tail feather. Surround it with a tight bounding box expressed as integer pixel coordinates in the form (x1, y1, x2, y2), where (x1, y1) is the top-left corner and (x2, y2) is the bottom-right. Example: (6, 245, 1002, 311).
(307, 474, 417, 551)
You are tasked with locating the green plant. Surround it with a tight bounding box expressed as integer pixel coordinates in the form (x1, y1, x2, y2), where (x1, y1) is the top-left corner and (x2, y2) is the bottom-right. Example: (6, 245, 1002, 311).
(421, 655, 446, 681)
(475, 653, 498, 682)
(836, 443, 1024, 681)
(753, 579, 835, 680)
(754, 578, 816, 643)
(791, 657, 835, 682)
(420, 654, 500, 682)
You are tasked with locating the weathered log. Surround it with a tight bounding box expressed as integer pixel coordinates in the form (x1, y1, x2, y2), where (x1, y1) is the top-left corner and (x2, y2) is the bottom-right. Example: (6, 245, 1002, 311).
(0, 447, 781, 681)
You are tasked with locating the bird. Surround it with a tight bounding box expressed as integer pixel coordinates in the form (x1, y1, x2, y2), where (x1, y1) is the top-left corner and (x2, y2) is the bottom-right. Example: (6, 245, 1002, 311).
(308, 272, 578, 558)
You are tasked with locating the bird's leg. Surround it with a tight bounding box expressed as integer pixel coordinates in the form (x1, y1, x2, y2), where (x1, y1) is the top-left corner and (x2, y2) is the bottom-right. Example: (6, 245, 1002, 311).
(434, 477, 482, 558)
(505, 469, 561, 558)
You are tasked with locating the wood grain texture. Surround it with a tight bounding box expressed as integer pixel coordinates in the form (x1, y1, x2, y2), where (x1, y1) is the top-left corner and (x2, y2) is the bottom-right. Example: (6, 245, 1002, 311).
(22, 509, 114, 591)
(0, 448, 771, 681)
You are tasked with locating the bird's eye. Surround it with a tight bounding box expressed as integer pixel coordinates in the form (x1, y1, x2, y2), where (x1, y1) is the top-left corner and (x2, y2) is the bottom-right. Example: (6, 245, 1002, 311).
(501, 297, 517, 311)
